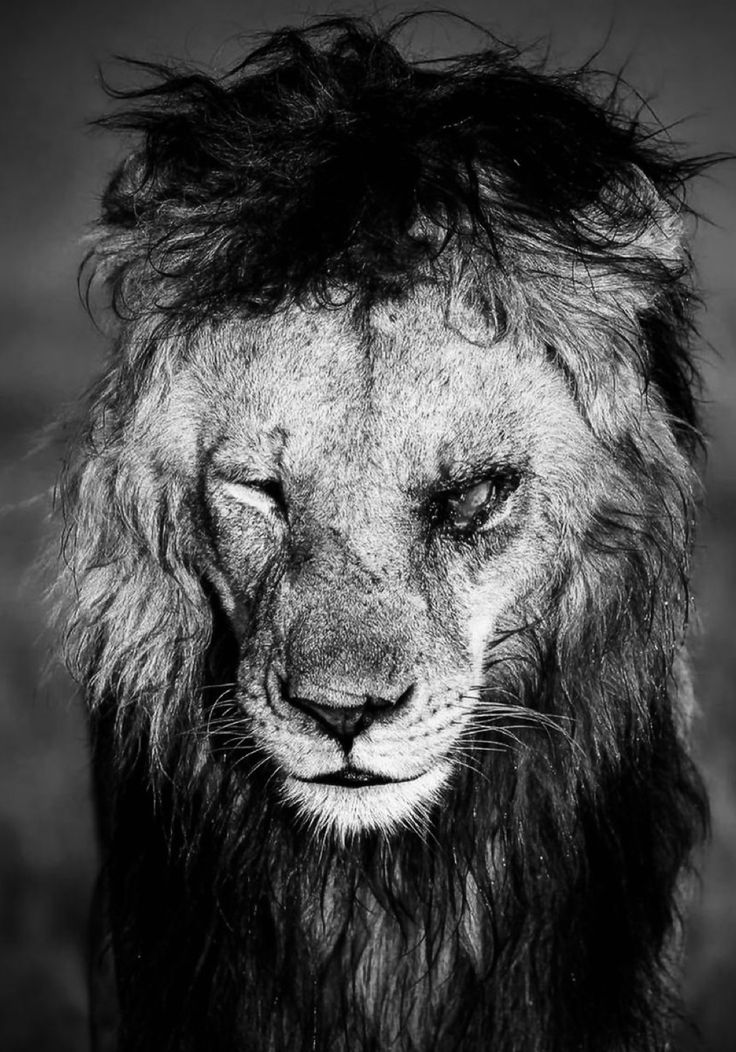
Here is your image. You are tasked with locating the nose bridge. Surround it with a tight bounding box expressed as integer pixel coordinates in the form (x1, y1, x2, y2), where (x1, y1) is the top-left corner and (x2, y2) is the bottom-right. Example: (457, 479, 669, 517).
(324, 471, 400, 578)
(284, 522, 414, 698)
(330, 517, 399, 587)
(300, 466, 408, 594)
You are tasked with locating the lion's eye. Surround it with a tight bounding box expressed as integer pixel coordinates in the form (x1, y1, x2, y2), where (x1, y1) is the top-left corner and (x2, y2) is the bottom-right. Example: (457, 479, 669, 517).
(220, 478, 287, 519)
(433, 473, 520, 535)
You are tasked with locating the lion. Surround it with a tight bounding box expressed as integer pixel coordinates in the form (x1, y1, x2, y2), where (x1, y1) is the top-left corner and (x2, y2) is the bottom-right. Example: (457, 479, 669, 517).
(57, 16, 709, 1052)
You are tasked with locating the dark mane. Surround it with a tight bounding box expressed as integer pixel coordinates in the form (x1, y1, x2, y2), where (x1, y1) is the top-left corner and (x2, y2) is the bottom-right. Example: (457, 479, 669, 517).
(89, 16, 707, 447)
(60, 15, 710, 1052)
(100, 655, 705, 1052)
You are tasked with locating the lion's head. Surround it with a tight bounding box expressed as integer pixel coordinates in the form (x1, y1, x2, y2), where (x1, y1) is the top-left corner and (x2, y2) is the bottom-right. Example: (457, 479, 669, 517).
(104, 276, 687, 843)
(59, 18, 708, 1051)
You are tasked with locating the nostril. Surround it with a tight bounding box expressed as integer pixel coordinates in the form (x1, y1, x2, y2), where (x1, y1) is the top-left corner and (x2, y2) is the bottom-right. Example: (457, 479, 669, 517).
(395, 682, 416, 708)
(366, 682, 415, 712)
(402, 683, 416, 705)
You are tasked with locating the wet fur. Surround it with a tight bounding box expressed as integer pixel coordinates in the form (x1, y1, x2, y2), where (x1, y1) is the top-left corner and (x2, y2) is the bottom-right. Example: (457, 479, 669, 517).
(59, 16, 708, 1052)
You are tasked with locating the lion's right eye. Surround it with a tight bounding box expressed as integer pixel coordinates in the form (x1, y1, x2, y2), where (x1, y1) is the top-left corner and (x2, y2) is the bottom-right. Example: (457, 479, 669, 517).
(219, 478, 287, 519)
(428, 470, 521, 539)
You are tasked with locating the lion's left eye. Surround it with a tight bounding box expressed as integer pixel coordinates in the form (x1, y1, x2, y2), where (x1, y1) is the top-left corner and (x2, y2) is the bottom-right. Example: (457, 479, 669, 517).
(433, 473, 520, 535)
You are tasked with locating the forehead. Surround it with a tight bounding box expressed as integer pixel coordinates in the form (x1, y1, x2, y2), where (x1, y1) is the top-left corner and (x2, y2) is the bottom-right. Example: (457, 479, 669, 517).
(183, 288, 578, 476)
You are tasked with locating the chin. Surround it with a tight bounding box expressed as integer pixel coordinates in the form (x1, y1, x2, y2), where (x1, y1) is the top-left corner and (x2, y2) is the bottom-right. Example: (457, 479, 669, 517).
(280, 762, 454, 842)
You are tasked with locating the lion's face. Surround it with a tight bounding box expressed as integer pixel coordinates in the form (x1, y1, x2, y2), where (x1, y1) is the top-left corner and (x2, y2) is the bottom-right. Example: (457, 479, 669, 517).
(168, 286, 600, 838)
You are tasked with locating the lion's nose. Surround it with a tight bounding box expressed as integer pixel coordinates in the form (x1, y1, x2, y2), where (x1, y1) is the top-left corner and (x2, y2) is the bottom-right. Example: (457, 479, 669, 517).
(288, 685, 414, 752)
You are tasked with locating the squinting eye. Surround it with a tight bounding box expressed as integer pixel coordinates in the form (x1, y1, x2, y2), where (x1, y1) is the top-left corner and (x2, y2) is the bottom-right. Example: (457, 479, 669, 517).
(435, 473, 520, 535)
(220, 478, 287, 519)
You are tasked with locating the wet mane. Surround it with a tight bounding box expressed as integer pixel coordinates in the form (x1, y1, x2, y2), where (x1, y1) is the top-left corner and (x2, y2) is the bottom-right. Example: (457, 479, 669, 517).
(60, 16, 708, 1052)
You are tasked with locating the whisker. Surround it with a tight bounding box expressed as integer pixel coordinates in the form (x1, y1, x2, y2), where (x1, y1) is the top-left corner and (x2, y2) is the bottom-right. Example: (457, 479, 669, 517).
(447, 751, 493, 786)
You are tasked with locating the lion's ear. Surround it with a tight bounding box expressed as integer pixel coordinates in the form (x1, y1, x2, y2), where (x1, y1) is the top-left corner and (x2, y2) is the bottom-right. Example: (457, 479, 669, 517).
(538, 165, 695, 448)
(82, 151, 157, 331)
(101, 150, 154, 228)
(634, 186, 685, 268)
(585, 166, 688, 276)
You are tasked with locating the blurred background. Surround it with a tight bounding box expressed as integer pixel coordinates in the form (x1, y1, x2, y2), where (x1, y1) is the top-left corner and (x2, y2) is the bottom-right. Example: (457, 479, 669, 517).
(0, 1, 733, 1049)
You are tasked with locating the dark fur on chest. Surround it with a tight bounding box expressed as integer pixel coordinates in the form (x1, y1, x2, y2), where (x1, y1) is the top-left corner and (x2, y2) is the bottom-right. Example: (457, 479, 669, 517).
(91, 682, 705, 1052)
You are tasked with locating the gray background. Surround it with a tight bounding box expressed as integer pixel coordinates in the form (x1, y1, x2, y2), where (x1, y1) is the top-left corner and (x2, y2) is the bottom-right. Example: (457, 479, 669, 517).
(1, 1, 734, 1049)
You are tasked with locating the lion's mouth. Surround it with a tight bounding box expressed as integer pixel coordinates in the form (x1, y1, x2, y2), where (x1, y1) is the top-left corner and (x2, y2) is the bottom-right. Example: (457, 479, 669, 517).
(283, 763, 454, 835)
(300, 769, 424, 789)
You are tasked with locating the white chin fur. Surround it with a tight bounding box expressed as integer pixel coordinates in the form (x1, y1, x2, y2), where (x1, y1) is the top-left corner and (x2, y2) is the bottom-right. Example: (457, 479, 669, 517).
(281, 762, 453, 842)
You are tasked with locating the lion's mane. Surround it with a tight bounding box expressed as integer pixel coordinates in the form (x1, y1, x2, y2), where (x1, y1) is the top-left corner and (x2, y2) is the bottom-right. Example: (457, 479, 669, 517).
(59, 17, 708, 1052)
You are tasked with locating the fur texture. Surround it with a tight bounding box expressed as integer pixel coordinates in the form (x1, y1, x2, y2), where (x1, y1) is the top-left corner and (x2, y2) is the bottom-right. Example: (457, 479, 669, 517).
(58, 17, 708, 1052)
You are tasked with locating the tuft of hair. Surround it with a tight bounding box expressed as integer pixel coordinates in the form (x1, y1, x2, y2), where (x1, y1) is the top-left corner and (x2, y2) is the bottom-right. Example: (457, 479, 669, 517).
(57, 15, 711, 1052)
